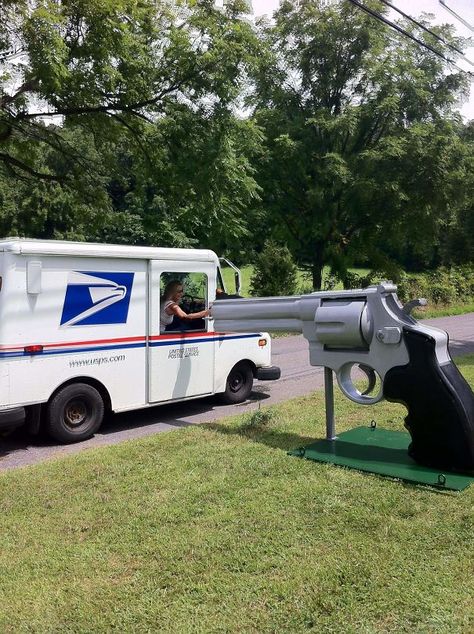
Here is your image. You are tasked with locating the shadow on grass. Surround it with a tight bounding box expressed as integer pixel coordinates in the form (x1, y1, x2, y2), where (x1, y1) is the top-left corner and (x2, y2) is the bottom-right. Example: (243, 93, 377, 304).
(204, 420, 407, 463)
(204, 422, 468, 494)
(204, 419, 317, 452)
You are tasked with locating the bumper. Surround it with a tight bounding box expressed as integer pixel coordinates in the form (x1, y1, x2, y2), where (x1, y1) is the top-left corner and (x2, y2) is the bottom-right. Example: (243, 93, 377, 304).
(256, 366, 281, 381)
(0, 407, 25, 430)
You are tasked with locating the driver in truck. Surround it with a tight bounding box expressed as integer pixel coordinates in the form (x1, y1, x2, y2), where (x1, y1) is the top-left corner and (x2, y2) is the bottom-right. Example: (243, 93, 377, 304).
(160, 280, 210, 333)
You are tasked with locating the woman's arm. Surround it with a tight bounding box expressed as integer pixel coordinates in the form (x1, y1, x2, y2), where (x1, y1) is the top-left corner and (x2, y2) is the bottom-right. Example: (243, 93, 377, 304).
(167, 303, 209, 321)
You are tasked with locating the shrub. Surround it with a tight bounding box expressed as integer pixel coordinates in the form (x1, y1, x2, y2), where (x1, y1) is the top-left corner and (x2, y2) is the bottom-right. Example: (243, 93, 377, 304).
(396, 264, 474, 306)
(395, 272, 430, 305)
(246, 407, 276, 428)
(250, 241, 297, 297)
(337, 264, 474, 308)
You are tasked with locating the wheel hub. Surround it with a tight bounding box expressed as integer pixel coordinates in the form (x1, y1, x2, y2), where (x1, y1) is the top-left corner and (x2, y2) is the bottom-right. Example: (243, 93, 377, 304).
(64, 399, 87, 427)
(230, 373, 244, 392)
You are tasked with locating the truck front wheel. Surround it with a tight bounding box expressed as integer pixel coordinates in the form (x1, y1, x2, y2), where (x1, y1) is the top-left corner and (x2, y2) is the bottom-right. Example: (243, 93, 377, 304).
(222, 362, 254, 404)
(46, 383, 104, 443)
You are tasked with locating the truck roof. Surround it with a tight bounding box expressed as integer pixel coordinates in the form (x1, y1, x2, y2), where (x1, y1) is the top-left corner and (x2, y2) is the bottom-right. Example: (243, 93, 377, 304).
(0, 238, 219, 263)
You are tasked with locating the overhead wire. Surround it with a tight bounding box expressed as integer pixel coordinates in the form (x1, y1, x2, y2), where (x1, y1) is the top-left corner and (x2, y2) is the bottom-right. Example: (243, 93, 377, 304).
(378, 0, 473, 65)
(345, 0, 474, 79)
(439, 0, 474, 32)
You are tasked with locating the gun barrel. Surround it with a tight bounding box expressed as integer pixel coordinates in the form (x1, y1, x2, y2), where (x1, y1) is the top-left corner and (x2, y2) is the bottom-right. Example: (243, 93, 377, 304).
(213, 296, 303, 319)
(211, 295, 370, 347)
(211, 296, 306, 332)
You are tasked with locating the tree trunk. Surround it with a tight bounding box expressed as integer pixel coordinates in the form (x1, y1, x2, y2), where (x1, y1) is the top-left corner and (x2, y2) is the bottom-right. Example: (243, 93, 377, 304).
(311, 258, 324, 291)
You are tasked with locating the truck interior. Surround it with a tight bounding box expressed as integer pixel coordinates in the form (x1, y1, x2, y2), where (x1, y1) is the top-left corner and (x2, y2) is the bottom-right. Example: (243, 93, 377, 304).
(160, 271, 208, 332)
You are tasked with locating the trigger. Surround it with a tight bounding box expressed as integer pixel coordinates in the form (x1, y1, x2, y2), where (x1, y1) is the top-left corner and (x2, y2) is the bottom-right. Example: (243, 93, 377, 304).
(358, 364, 377, 395)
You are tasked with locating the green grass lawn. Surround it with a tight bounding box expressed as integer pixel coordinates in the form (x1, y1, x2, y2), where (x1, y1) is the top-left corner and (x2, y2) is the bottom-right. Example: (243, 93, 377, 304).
(1, 356, 473, 632)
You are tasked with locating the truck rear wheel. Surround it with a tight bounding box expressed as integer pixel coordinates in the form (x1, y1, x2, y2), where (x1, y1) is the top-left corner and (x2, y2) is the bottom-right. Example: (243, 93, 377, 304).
(46, 383, 104, 443)
(222, 362, 253, 404)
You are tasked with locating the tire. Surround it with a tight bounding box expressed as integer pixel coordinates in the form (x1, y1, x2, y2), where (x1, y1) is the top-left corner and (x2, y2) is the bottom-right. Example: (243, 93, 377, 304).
(221, 362, 254, 404)
(46, 383, 105, 443)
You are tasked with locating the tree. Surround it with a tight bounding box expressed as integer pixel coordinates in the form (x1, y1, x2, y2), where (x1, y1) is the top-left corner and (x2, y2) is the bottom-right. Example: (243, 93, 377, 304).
(103, 105, 263, 250)
(437, 120, 474, 266)
(0, 123, 118, 240)
(252, 0, 471, 289)
(0, 0, 263, 247)
(0, 107, 263, 249)
(250, 240, 297, 296)
(0, 0, 259, 177)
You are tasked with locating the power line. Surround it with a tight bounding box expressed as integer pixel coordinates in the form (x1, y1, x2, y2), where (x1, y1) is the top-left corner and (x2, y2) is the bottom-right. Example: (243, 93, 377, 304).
(379, 0, 473, 66)
(346, 0, 473, 79)
(439, 0, 474, 32)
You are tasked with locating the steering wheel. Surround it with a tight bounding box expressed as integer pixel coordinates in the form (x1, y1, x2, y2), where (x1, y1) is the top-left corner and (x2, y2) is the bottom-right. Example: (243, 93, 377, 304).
(182, 294, 204, 312)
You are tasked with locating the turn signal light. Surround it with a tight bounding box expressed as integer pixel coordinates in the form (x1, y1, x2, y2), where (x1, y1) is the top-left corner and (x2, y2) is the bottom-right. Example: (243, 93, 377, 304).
(258, 338, 267, 347)
(24, 345, 44, 354)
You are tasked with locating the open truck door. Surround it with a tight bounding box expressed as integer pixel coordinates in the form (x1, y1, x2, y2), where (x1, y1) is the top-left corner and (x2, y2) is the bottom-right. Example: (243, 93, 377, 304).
(148, 260, 215, 403)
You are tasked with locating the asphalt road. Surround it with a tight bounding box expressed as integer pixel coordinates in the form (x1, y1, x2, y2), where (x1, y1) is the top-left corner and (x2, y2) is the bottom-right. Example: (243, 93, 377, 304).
(1, 312, 473, 471)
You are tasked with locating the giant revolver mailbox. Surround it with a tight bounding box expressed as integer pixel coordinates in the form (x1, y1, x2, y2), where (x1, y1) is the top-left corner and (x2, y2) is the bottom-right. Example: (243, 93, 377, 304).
(211, 283, 474, 471)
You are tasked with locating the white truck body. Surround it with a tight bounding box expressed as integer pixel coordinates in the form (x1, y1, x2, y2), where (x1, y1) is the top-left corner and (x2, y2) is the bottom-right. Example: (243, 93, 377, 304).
(0, 238, 279, 441)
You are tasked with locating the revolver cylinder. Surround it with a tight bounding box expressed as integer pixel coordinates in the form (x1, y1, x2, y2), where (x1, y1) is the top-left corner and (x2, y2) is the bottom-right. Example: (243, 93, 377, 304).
(314, 301, 373, 348)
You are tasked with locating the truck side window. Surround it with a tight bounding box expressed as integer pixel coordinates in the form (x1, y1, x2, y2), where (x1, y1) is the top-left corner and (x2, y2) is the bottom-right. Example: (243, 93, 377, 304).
(160, 272, 208, 333)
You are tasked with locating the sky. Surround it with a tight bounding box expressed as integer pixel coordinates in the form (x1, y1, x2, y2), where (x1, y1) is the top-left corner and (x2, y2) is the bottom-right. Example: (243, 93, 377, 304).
(251, 0, 474, 120)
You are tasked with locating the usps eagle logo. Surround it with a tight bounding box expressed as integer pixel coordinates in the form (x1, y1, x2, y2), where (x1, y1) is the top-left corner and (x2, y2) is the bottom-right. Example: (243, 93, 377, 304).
(60, 271, 134, 327)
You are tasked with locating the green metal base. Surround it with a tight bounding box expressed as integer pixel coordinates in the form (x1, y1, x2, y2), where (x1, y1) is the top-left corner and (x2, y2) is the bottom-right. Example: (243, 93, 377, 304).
(288, 426, 474, 491)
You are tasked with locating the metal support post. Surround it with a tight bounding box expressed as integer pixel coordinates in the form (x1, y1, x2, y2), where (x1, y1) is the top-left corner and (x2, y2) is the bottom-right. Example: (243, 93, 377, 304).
(324, 367, 337, 440)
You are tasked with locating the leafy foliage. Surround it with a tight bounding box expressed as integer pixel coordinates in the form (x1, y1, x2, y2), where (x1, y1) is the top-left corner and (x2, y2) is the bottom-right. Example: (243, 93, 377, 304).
(0, 0, 472, 277)
(0, 0, 262, 246)
(396, 264, 474, 307)
(250, 240, 297, 296)
(252, 0, 472, 289)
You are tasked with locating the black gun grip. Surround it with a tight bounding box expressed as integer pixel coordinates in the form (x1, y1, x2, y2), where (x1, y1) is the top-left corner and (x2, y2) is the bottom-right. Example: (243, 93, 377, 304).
(383, 328, 474, 471)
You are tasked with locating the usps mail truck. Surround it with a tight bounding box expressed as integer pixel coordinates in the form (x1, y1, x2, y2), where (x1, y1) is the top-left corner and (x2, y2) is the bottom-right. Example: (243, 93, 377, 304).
(0, 238, 280, 443)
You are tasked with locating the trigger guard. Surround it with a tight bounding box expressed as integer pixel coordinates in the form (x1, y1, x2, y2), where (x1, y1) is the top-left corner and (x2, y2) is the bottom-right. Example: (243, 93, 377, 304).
(358, 364, 377, 396)
(337, 363, 384, 405)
